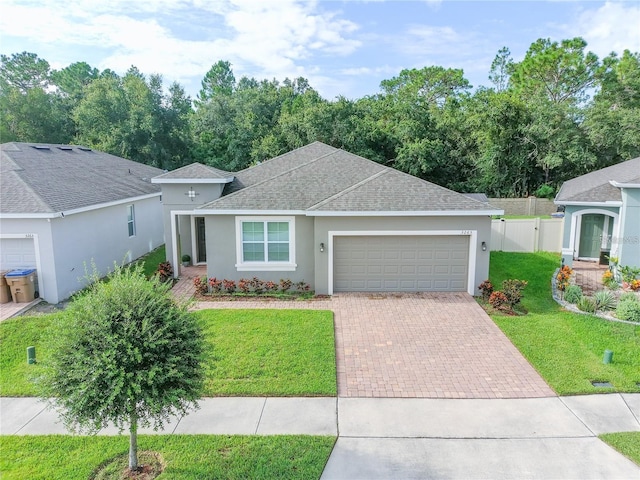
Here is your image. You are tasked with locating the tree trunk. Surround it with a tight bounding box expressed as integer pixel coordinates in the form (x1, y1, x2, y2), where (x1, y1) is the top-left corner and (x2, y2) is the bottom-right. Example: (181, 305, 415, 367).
(129, 412, 138, 471)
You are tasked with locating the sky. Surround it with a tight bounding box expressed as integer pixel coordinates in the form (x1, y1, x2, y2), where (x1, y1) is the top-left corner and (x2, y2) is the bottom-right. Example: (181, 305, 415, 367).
(2, 0, 639, 100)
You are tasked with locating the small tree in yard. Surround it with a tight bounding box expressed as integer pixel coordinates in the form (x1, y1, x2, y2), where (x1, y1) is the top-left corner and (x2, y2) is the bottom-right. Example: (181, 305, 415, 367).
(39, 264, 205, 473)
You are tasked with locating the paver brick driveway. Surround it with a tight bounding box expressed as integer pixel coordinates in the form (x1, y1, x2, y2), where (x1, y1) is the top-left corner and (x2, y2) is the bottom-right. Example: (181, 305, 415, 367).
(193, 292, 554, 399)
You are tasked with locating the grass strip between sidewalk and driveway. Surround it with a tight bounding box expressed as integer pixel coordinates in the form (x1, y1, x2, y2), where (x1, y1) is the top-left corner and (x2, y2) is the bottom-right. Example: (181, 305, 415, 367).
(599, 432, 640, 466)
(0, 309, 336, 397)
(0, 434, 336, 480)
(488, 251, 640, 396)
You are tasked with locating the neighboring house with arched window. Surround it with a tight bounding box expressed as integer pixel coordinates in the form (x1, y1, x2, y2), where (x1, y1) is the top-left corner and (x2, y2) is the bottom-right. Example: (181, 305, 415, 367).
(555, 157, 640, 268)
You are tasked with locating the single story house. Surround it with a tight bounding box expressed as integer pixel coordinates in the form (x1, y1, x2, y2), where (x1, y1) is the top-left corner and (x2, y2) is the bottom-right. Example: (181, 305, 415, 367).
(0, 142, 165, 304)
(555, 156, 640, 267)
(153, 142, 502, 295)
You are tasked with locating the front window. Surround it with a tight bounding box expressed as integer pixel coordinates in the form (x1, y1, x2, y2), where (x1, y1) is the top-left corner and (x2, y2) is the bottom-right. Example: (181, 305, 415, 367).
(235, 217, 296, 271)
(127, 205, 136, 237)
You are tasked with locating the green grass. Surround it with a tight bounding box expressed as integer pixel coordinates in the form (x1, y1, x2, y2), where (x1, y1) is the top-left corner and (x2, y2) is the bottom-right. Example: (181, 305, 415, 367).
(599, 432, 640, 466)
(196, 309, 336, 396)
(132, 245, 167, 277)
(0, 313, 58, 396)
(0, 309, 336, 397)
(488, 252, 640, 395)
(0, 434, 336, 479)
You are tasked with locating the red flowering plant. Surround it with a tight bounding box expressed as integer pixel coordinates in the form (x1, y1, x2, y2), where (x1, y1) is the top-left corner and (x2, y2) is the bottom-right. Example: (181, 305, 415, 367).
(208, 277, 222, 293)
(238, 278, 251, 294)
(193, 276, 208, 295)
(478, 280, 494, 300)
(222, 279, 236, 293)
(154, 261, 173, 283)
(556, 265, 573, 293)
(279, 278, 293, 292)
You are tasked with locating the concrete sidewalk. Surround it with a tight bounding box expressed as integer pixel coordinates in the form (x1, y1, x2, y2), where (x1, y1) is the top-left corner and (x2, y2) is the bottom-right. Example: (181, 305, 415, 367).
(2, 394, 639, 478)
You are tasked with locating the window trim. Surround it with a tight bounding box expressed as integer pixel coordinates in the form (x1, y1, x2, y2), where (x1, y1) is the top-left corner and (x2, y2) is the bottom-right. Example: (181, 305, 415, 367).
(127, 205, 136, 237)
(235, 216, 296, 271)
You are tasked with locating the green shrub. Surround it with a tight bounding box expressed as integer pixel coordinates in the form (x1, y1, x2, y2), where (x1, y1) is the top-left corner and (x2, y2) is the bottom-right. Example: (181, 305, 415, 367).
(616, 298, 640, 322)
(619, 292, 639, 303)
(564, 285, 583, 304)
(576, 296, 597, 313)
(534, 184, 555, 199)
(593, 290, 617, 311)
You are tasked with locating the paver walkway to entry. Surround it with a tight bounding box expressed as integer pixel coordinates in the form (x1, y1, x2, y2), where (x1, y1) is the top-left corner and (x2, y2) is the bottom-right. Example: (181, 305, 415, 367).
(193, 292, 554, 399)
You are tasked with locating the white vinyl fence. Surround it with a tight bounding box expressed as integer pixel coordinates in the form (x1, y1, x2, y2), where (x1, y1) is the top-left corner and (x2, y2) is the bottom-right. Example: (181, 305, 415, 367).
(491, 218, 564, 253)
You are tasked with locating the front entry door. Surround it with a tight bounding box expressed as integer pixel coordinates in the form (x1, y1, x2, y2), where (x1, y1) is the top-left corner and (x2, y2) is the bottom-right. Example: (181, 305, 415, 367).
(196, 217, 206, 263)
(578, 214, 604, 259)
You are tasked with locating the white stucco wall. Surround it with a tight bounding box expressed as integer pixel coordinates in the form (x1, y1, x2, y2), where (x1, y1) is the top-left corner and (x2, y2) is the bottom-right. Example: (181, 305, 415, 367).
(0, 194, 163, 304)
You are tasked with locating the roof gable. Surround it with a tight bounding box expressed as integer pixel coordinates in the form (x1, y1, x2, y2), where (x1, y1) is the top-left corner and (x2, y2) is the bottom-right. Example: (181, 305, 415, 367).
(1, 142, 163, 214)
(556, 157, 640, 203)
(152, 162, 233, 183)
(201, 142, 494, 214)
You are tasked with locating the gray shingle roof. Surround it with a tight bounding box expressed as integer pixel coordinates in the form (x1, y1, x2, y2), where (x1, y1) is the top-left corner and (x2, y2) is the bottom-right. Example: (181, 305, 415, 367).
(555, 157, 640, 204)
(152, 162, 233, 181)
(201, 142, 495, 213)
(1, 143, 163, 214)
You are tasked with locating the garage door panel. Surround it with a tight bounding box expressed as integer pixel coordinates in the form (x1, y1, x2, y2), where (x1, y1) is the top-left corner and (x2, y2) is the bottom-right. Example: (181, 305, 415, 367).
(435, 250, 453, 260)
(334, 235, 469, 292)
(0, 238, 36, 270)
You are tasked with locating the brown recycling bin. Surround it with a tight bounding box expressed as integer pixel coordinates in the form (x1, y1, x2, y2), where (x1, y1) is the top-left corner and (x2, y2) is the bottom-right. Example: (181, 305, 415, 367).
(4, 269, 37, 303)
(0, 271, 11, 303)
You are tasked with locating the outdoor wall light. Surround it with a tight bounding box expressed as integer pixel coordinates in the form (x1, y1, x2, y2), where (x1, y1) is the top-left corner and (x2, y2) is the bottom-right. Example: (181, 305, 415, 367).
(482, 241, 487, 251)
(320, 243, 325, 252)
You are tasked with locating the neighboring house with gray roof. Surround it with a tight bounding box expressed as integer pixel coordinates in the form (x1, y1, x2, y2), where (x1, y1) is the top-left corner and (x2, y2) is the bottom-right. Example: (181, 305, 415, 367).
(154, 142, 502, 295)
(0, 142, 165, 304)
(555, 156, 640, 268)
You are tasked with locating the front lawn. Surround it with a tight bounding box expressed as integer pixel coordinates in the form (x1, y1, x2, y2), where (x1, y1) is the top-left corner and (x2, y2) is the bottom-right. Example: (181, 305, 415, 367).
(0, 309, 336, 397)
(195, 309, 336, 396)
(488, 252, 640, 395)
(0, 434, 335, 479)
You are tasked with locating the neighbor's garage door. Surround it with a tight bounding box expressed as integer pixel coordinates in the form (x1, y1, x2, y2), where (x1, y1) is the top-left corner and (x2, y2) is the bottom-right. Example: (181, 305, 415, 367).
(0, 237, 36, 271)
(333, 235, 469, 292)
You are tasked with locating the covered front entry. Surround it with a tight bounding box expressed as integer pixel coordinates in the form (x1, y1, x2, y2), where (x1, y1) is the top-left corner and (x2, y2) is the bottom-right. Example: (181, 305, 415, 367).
(333, 235, 469, 292)
(578, 214, 613, 260)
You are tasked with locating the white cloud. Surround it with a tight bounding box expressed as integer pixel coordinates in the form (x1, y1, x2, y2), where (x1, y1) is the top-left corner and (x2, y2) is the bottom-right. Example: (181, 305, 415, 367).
(340, 65, 397, 76)
(403, 25, 469, 56)
(562, 2, 640, 57)
(1, 0, 362, 98)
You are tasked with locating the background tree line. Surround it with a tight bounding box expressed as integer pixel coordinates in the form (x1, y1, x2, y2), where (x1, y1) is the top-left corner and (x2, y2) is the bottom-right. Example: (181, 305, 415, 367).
(2, 37, 639, 197)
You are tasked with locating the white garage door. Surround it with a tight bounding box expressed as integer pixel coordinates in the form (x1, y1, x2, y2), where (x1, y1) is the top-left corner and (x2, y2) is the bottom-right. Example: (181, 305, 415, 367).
(0, 238, 37, 271)
(334, 235, 469, 292)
